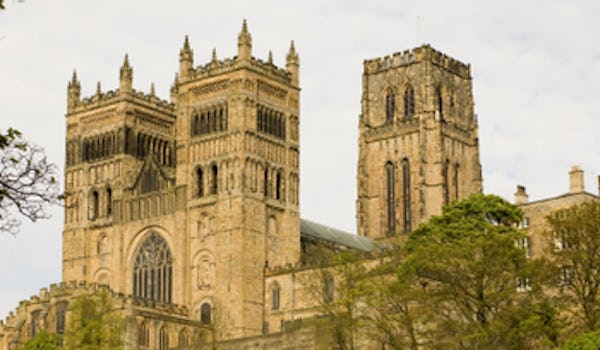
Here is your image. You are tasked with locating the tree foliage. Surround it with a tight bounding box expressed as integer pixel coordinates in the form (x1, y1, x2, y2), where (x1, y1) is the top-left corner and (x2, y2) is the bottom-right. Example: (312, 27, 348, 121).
(0, 128, 61, 233)
(559, 329, 600, 350)
(545, 201, 600, 334)
(19, 331, 61, 350)
(62, 291, 124, 350)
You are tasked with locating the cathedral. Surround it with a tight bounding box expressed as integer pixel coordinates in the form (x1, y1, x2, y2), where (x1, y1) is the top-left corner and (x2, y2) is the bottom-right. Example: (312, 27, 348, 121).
(5, 20, 590, 349)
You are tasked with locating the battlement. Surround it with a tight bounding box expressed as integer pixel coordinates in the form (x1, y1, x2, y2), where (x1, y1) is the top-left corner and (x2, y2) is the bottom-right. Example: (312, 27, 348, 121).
(185, 54, 292, 85)
(363, 44, 471, 79)
(71, 86, 175, 115)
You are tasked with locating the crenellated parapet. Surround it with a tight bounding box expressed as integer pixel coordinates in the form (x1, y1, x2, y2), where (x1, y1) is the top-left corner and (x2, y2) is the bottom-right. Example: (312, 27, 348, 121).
(363, 44, 471, 79)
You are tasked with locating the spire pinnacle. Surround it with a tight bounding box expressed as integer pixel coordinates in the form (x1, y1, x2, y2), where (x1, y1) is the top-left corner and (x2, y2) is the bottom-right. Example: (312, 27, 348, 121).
(212, 48, 217, 63)
(237, 19, 252, 60)
(150, 82, 155, 96)
(286, 41, 299, 86)
(69, 70, 79, 87)
(286, 40, 299, 62)
(268, 50, 273, 65)
(122, 54, 130, 69)
(119, 53, 133, 94)
(96, 81, 102, 95)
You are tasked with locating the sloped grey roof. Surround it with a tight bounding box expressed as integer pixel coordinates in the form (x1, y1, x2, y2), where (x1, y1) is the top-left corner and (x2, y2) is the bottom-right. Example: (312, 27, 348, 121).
(300, 218, 375, 252)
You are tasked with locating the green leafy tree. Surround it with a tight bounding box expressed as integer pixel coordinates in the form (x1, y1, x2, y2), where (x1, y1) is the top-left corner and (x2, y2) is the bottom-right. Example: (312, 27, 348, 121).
(401, 194, 556, 349)
(545, 201, 600, 335)
(0, 128, 61, 233)
(63, 291, 124, 350)
(19, 331, 61, 350)
(559, 329, 600, 350)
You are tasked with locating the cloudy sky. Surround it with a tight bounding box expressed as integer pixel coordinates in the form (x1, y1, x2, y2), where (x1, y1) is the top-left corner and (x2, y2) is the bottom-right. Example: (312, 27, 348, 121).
(1, 0, 599, 319)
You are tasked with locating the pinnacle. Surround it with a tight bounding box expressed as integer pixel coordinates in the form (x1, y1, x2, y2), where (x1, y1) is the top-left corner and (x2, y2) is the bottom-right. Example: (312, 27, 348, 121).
(183, 35, 190, 50)
(96, 81, 102, 94)
(241, 19, 248, 35)
(238, 19, 252, 45)
(150, 82, 156, 96)
(268, 50, 273, 64)
(122, 54, 130, 68)
(212, 48, 217, 62)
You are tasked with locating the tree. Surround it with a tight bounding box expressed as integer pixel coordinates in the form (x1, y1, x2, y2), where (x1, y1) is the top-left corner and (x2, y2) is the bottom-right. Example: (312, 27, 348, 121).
(559, 329, 600, 350)
(401, 194, 556, 349)
(0, 0, 4, 10)
(62, 291, 124, 350)
(545, 200, 600, 335)
(0, 128, 61, 233)
(19, 331, 61, 350)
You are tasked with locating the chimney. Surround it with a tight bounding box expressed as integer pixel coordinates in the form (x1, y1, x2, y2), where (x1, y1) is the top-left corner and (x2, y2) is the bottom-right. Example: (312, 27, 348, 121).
(569, 165, 584, 193)
(514, 185, 528, 204)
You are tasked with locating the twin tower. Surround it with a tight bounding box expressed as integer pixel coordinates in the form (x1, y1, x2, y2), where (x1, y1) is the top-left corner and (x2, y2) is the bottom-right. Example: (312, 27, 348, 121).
(62, 21, 481, 339)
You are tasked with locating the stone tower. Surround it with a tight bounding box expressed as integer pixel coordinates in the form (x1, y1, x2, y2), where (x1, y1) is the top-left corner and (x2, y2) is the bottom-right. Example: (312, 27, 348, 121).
(356, 45, 482, 240)
(62, 21, 300, 340)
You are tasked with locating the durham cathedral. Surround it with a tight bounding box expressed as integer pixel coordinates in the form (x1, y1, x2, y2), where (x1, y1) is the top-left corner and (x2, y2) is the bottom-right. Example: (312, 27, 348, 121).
(1, 21, 596, 349)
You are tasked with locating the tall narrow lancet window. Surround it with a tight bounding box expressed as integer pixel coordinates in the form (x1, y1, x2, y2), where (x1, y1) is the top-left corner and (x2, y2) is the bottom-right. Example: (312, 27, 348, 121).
(200, 303, 212, 324)
(91, 190, 99, 220)
(386, 161, 396, 235)
(138, 322, 150, 347)
(443, 160, 450, 205)
(106, 188, 112, 216)
(404, 85, 415, 119)
(275, 171, 282, 200)
(132, 232, 173, 304)
(436, 86, 444, 121)
(454, 163, 460, 201)
(210, 164, 218, 195)
(159, 326, 169, 350)
(197, 167, 204, 197)
(263, 168, 269, 197)
(385, 91, 395, 123)
(56, 302, 68, 335)
(402, 159, 411, 233)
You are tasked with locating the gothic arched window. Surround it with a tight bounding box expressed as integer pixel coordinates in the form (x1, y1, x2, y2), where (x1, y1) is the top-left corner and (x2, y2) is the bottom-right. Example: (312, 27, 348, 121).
(263, 167, 269, 197)
(200, 303, 212, 325)
(56, 301, 68, 335)
(132, 232, 173, 304)
(272, 284, 281, 310)
(443, 160, 450, 205)
(454, 163, 460, 201)
(210, 164, 218, 195)
(90, 190, 99, 220)
(385, 90, 395, 123)
(402, 159, 411, 233)
(275, 171, 282, 200)
(436, 86, 444, 121)
(197, 167, 204, 197)
(323, 275, 334, 304)
(404, 85, 415, 119)
(159, 326, 169, 350)
(179, 329, 189, 347)
(386, 162, 396, 235)
(106, 187, 112, 216)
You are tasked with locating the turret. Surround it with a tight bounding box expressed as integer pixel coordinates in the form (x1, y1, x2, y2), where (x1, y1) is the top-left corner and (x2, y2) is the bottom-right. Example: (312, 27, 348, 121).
(211, 48, 218, 68)
(237, 19, 252, 61)
(179, 35, 193, 80)
(119, 54, 133, 94)
(67, 70, 81, 112)
(286, 40, 299, 86)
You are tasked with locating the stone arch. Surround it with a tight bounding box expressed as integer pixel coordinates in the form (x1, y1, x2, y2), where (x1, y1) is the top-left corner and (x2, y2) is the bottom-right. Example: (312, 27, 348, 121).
(93, 267, 111, 285)
(193, 250, 215, 291)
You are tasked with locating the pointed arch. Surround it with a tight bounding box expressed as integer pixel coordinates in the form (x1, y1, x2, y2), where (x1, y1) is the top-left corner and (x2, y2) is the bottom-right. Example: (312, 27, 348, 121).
(159, 326, 169, 350)
(385, 161, 396, 235)
(179, 329, 189, 347)
(200, 302, 212, 325)
(210, 163, 218, 195)
(402, 158, 411, 232)
(196, 166, 204, 197)
(138, 321, 150, 347)
(404, 84, 415, 119)
(132, 232, 173, 303)
(385, 89, 395, 123)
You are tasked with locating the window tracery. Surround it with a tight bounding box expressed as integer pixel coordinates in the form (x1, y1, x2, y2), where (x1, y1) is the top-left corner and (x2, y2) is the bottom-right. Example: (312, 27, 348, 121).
(132, 232, 173, 304)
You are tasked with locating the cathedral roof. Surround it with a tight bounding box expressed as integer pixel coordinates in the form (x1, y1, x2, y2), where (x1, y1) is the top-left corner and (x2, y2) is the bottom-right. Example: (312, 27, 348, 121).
(300, 219, 375, 252)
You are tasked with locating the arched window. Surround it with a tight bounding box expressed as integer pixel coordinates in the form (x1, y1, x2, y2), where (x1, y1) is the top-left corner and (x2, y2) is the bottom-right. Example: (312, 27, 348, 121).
(386, 162, 396, 235)
(97, 234, 108, 255)
(402, 159, 411, 233)
(275, 171, 282, 200)
(436, 86, 444, 121)
(200, 303, 212, 325)
(404, 85, 415, 118)
(272, 284, 281, 310)
(323, 275, 334, 304)
(454, 163, 460, 201)
(159, 326, 169, 350)
(385, 90, 395, 123)
(91, 190, 99, 220)
(179, 329, 189, 347)
(443, 160, 450, 205)
(210, 164, 218, 195)
(106, 187, 112, 216)
(30, 310, 41, 337)
(196, 167, 204, 197)
(138, 321, 150, 347)
(263, 167, 269, 197)
(132, 232, 173, 304)
(56, 301, 68, 335)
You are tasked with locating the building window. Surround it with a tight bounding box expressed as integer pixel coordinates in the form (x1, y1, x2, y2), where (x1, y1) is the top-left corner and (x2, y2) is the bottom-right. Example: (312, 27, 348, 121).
(385, 91, 395, 123)
(263, 167, 269, 197)
(159, 326, 169, 350)
(560, 266, 573, 286)
(453, 163, 459, 201)
(324, 275, 334, 304)
(196, 167, 204, 197)
(436, 86, 444, 120)
(179, 329, 189, 347)
(275, 171, 282, 200)
(30, 310, 41, 337)
(210, 164, 218, 195)
(443, 160, 449, 205)
(272, 284, 281, 310)
(257, 105, 286, 140)
(56, 301, 68, 335)
(191, 105, 228, 137)
(516, 276, 532, 292)
(106, 187, 112, 216)
(515, 236, 531, 259)
(402, 158, 411, 233)
(132, 232, 173, 304)
(404, 85, 415, 119)
(90, 190, 99, 220)
(138, 322, 150, 347)
(200, 303, 212, 325)
(386, 162, 396, 235)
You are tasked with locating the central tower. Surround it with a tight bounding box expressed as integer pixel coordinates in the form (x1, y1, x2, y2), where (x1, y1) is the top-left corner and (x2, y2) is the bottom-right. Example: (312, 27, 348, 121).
(356, 45, 482, 240)
(174, 21, 300, 338)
